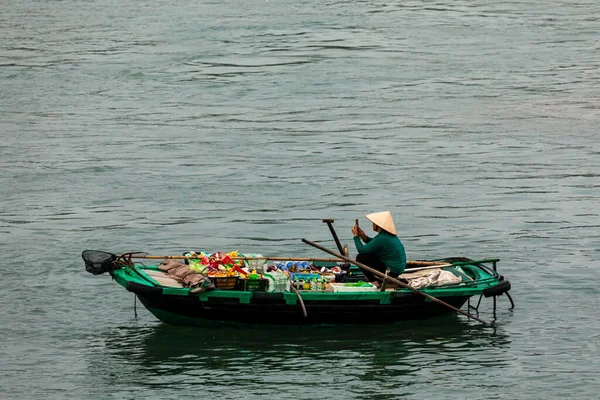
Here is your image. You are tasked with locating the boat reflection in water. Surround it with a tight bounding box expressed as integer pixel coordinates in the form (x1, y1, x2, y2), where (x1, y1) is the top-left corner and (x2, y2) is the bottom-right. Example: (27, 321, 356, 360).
(89, 319, 513, 398)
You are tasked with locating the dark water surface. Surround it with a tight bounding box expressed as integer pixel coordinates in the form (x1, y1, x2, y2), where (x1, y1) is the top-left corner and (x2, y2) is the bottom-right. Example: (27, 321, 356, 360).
(1, 0, 599, 398)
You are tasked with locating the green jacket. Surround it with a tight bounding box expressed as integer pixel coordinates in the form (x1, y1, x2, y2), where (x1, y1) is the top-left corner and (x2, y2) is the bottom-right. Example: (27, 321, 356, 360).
(354, 231, 407, 274)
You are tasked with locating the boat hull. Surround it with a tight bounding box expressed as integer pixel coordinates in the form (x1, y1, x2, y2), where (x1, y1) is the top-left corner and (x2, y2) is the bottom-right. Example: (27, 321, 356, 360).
(128, 282, 471, 325)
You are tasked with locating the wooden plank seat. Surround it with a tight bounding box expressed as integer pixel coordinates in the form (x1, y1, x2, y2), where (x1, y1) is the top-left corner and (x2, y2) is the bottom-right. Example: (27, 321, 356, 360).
(144, 270, 185, 288)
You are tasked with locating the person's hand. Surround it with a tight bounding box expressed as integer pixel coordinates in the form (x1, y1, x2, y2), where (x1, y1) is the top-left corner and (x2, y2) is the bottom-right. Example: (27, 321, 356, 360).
(357, 227, 367, 240)
(352, 226, 366, 239)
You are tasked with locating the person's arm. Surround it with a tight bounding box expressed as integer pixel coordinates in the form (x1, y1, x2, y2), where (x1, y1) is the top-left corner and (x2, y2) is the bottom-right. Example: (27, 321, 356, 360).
(354, 235, 381, 254)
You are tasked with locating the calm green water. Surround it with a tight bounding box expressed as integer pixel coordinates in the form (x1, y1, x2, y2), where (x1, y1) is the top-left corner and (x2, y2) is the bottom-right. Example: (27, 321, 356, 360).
(1, 0, 599, 398)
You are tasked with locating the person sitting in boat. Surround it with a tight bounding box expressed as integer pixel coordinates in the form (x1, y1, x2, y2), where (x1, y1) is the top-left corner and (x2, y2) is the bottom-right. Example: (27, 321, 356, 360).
(351, 211, 407, 285)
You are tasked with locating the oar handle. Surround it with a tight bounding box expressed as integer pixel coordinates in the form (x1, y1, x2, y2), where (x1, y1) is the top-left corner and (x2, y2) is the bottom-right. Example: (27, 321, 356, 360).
(301, 238, 489, 325)
(452, 259, 500, 266)
(322, 219, 344, 254)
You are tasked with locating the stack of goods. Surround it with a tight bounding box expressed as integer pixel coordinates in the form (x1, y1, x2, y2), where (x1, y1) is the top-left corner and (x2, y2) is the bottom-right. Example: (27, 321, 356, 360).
(182, 251, 350, 293)
(290, 274, 332, 291)
(185, 250, 258, 290)
(275, 261, 338, 291)
(263, 270, 290, 292)
(242, 254, 268, 274)
(273, 261, 312, 273)
(185, 251, 242, 290)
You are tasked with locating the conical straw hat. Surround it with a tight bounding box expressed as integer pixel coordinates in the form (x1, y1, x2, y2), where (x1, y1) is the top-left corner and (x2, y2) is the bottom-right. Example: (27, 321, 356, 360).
(365, 211, 397, 235)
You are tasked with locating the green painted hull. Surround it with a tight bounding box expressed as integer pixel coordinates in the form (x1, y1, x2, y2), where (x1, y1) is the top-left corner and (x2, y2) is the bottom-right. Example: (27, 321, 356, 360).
(110, 260, 510, 325)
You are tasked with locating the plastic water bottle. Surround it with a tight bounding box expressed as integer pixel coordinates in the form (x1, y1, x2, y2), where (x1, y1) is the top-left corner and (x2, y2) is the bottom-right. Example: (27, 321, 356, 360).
(299, 261, 310, 271)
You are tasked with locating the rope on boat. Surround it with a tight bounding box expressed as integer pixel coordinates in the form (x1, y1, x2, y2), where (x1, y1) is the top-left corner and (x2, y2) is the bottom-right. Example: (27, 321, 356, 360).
(380, 269, 390, 292)
(290, 285, 308, 318)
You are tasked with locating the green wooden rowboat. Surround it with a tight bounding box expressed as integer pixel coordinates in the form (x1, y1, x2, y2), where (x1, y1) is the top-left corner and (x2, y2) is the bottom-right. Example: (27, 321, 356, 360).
(83, 251, 513, 326)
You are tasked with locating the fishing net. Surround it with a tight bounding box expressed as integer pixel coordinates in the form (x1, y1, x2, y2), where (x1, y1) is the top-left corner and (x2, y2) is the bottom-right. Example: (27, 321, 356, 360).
(82, 250, 117, 275)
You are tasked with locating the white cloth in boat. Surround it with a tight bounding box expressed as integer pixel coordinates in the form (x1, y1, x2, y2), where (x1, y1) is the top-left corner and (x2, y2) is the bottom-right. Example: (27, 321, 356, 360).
(401, 268, 463, 289)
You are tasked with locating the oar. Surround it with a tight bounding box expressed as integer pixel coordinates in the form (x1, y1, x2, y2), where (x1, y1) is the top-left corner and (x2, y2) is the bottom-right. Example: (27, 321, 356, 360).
(404, 264, 452, 273)
(322, 219, 344, 254)
(301, 239, 489, 325)
(128, 255, 349, 262)
(127, 254, 447, 267)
